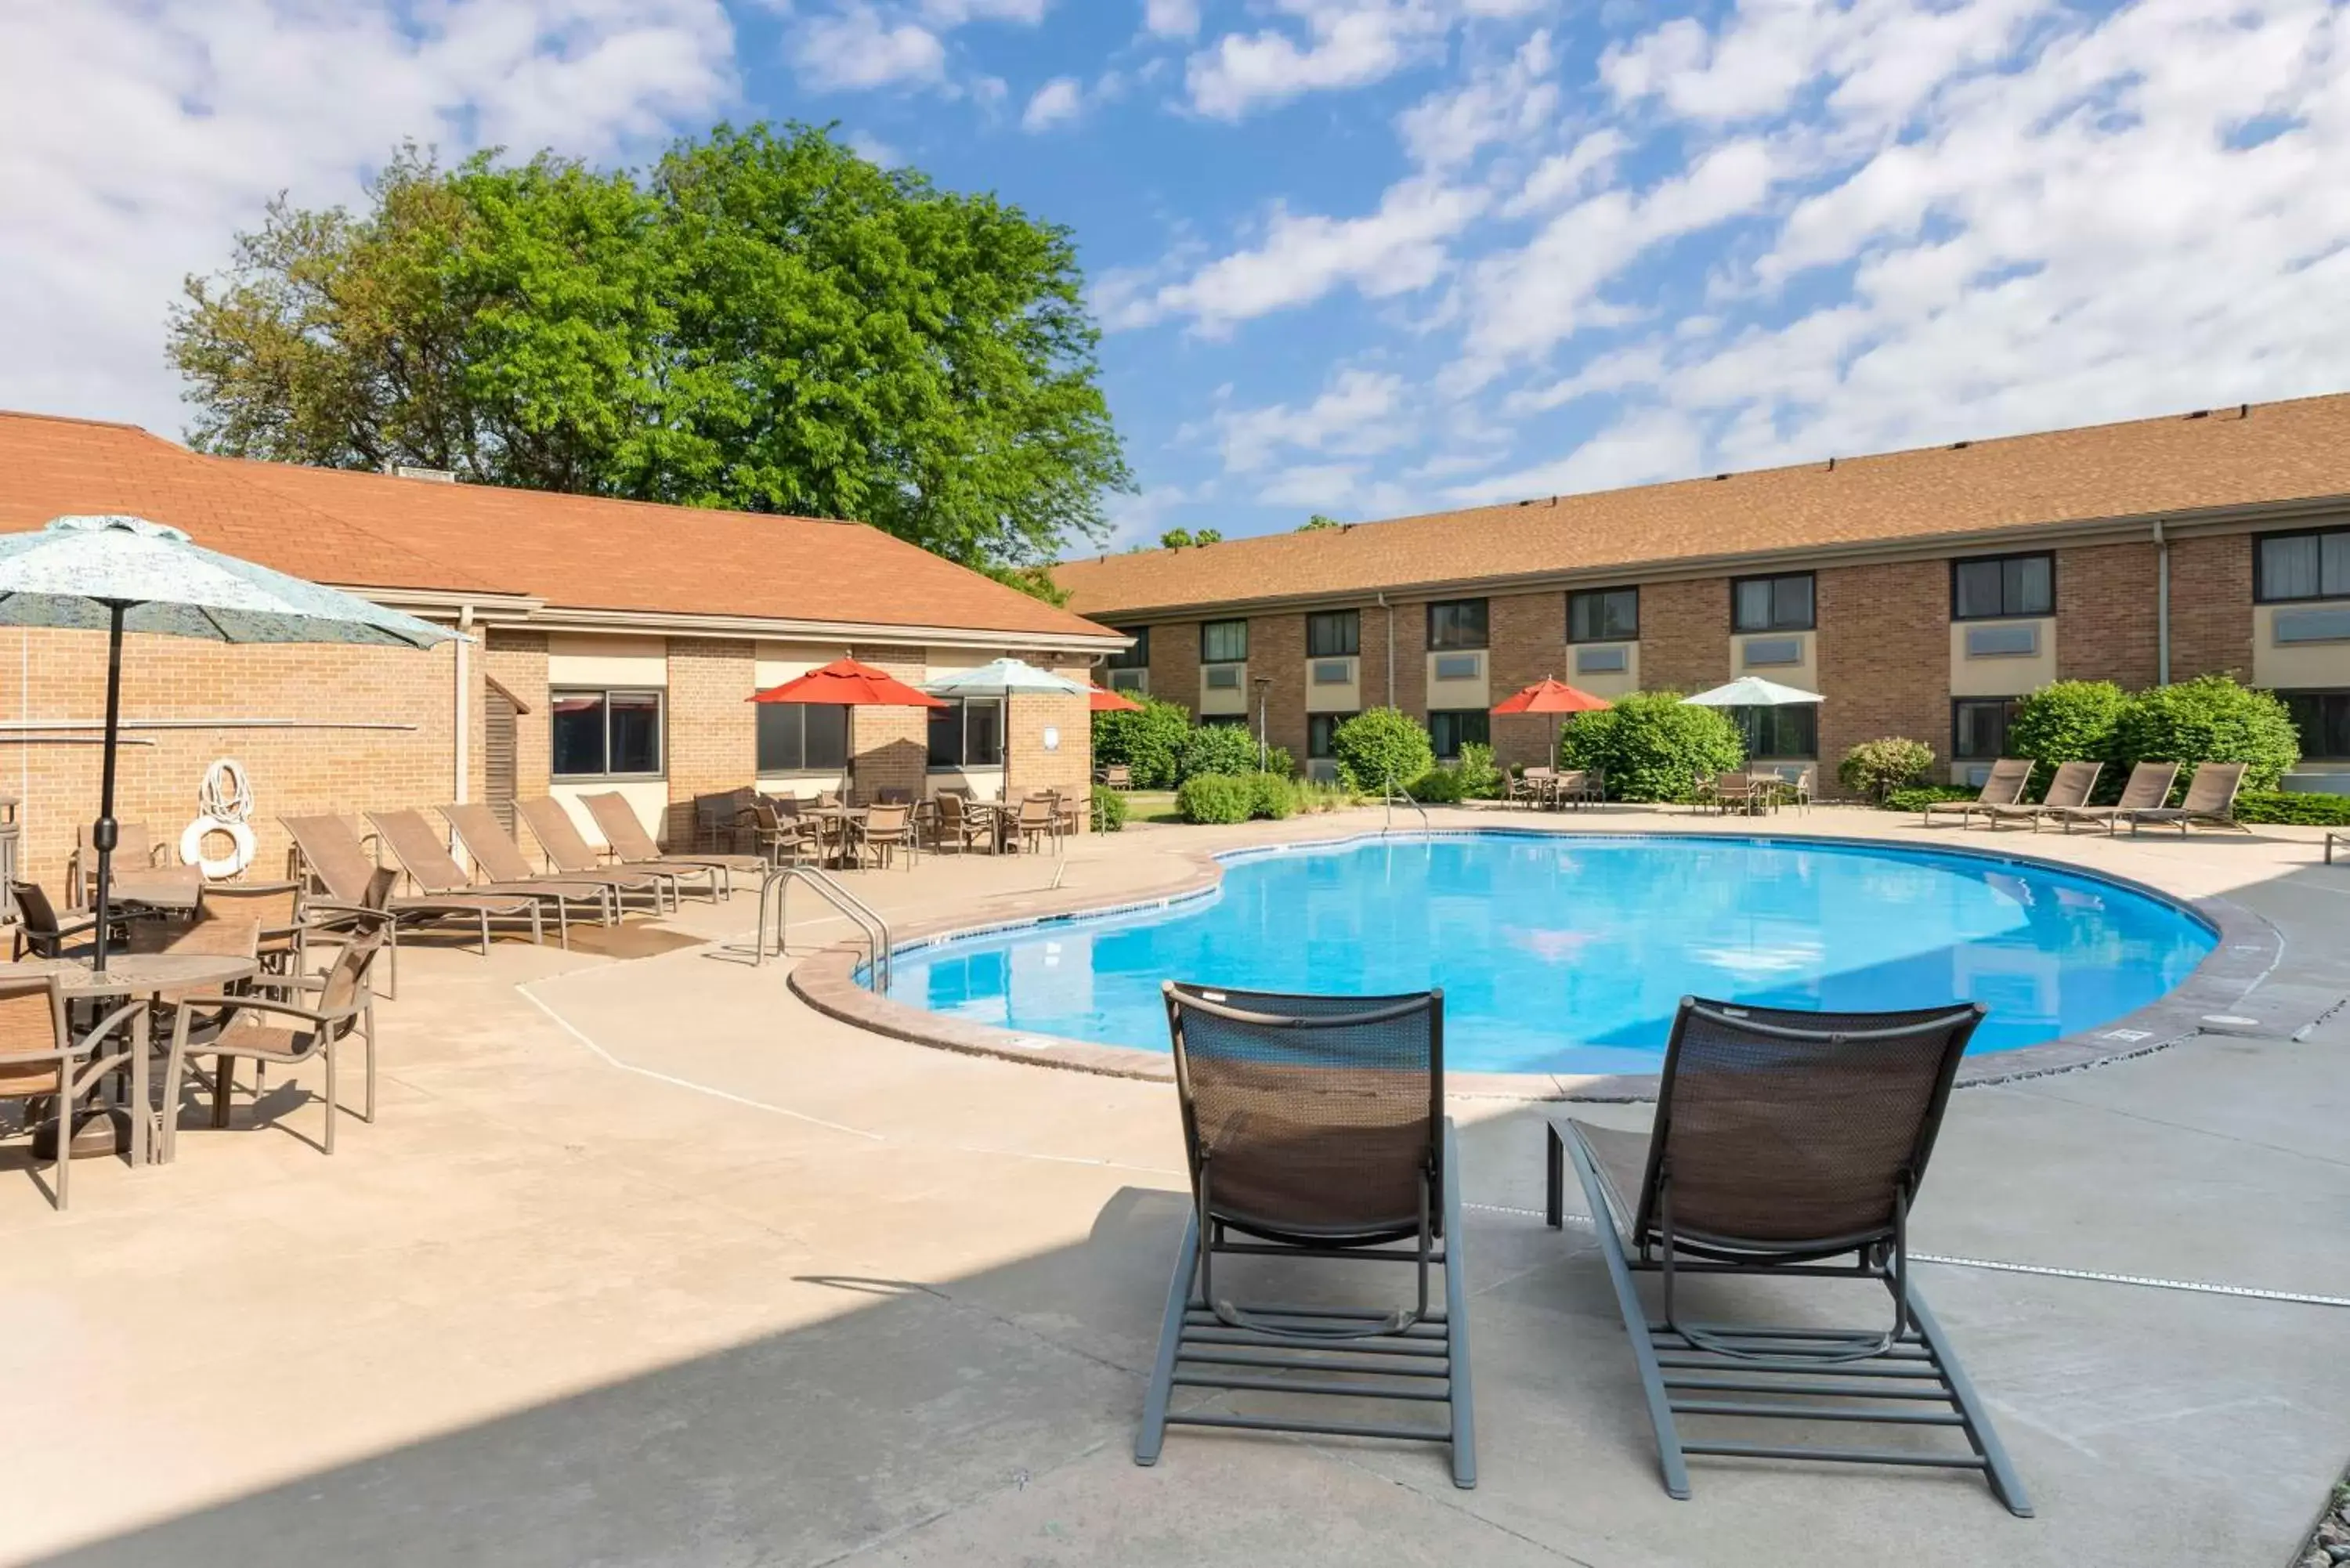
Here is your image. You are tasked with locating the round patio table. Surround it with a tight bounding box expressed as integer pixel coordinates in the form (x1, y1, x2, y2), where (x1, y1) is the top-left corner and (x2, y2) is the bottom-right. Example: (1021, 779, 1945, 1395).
(0, 951, 259, 1165)
(801, 805, 868, 868)
(111, 868, 204, 913)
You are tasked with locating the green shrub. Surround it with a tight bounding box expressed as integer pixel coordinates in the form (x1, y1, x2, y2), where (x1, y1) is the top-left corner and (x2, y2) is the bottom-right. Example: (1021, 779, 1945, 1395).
(1332, 707, 1435, 794)
(1264, 744, 1297, 779)
(1452, 742, 1505, 800)
(1248, 771, 1296, 820)
(2113, 674, 2301, 794)
(1837, 737, 1936, 804)
(2233, 790, 2350, 826)
(1297, 780, 1352, 813)
(1091, 697, 1190, 789)
(1175, 774, 1253, 824)
(2008, 680, 2129, 795)
(1409, 767, 1466, 804)
(1884, 785, 1982, 813)
(1089, 786, 1128, 833)
(1174, 722, 1261, 783)
(1558, 690, 1744, 803)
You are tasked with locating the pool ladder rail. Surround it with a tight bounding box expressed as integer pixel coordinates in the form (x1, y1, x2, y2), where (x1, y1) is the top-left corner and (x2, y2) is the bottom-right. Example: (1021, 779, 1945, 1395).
(755, 864, 893, 992)
(1381, 772, 1432, 836)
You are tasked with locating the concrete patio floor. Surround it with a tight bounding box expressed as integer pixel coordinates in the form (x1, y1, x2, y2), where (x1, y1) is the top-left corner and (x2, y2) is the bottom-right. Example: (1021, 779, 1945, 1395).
(2, 804, 2347, 1567)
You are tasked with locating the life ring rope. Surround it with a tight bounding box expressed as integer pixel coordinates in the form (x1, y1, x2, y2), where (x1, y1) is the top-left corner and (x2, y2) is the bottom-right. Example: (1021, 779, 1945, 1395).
(183, 759, 258, 879)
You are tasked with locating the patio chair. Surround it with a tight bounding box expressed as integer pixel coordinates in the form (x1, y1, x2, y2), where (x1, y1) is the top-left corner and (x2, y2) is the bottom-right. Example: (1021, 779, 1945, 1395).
(284, 814, 547, 970)
(1050, 787, 1083, 837)
(8, 880, 113, 959)
(2328, 830, 2348, 865)
(1544, 995, 2028, 1516)
(1701, 771, 1759, 816)
(928, 791, 992, 854)
(853, 804, 918, 870)
(1979, 760, 2101, 833)
(1140, 983, 1473, 1488)
(2119, 760, 2251, 836)
(442, 800, 671, 916)
(366, 809, 607, 946)
(0, 974, 146, 1210)
(66, 821, 166, 909)
(192, 880, 306, 975)
(1097, 764, 1133, 790)
(514, 797, 715, 906)
(1509, 766, 1554, 808)
(694, 788, 761, 854)
(750, 797, 823, 869)
(579, 792, 763, 897)
(875, 786, 914, 807)
(1012, 794, 1058, 854)
(1922, 758, 2030, 828)
(1553, 768, 1593, 811)
(162, 927, 386, 1158)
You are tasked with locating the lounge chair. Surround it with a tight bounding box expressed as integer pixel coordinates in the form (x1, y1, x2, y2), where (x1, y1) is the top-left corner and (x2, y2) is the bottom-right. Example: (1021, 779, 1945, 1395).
(442, 801, 672, 916)
(1545, 995, 2028, 1515)
(283, 814, 547, 974)
(580, 792, 762, 897)
(1922, 757, 2030, 827)
(368, 808, 612, 949)
(1979, 759, 2101, 832)
(2119, 760, 2251, 836)
(0, 974, 147, 1209)
(2041, 761, 2179, 835)
(1138, 983, 1473, 1489)
(515, 797, 721, 904)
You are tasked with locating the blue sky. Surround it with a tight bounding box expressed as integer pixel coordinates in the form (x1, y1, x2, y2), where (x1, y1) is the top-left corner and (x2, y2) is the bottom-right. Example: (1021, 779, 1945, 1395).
(6, 1, 2349, 555)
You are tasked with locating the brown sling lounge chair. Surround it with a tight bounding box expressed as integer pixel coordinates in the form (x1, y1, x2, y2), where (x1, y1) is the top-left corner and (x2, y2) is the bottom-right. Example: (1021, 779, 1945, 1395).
(369, 808, 613, 942)
(2119, 759, 2251, 836)
(1978, 759, 2101, 832)
(441, 802, 672, 916)
(516, 797, 722, 903)
(580, 792, 761, 895)
(282, 815, 545, 978)
(2041, 760, 2178, 835)
(1545, 995, 2028, 1516)
(1922, 757, 2030, 827)
(1139, 983, 1473, 1490)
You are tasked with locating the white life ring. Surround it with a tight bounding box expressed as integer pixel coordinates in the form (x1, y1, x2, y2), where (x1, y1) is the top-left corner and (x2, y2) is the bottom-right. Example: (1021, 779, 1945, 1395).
(181, 816, 257, 879)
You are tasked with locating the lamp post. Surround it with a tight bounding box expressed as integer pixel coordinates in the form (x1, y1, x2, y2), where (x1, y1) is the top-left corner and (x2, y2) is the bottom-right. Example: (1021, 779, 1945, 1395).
(1253, 676, 1273, 771)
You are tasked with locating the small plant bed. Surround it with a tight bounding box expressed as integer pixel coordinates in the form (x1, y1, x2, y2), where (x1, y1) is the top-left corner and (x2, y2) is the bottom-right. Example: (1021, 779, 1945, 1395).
(2292, 1470, 2349, 1568)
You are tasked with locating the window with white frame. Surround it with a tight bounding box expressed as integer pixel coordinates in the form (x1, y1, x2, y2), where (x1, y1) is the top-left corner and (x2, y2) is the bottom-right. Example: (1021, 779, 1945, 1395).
(551, 688, 663, 779)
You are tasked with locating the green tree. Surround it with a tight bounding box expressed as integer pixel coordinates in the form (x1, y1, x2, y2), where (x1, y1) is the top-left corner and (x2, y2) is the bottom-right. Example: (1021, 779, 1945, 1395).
(1159, 528, 1194, 549)
(1090, 695, 1190, 789)
(169, 125, 1130, 581)
(1559, 691, 1744, 802)
(1298, 514, 1343, 531)
(1330, 708, 1434, 794)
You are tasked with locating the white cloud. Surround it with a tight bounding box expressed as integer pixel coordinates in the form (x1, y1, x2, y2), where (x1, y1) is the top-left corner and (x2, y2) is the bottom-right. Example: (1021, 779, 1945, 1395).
(1214, 368, 1411, 470)
(793, 4, 947, 90)
(922, 0, 1051, 22)
(1444, 405, 1709, 505)
(1397, 27, 1559, 168)
(0, 0, 736, 436)
(1144, 0, 1201, 39)
(1098, 483, 1196, 550)
(1186, 1, 1450, 121)
(1021, 76, 1084, 131)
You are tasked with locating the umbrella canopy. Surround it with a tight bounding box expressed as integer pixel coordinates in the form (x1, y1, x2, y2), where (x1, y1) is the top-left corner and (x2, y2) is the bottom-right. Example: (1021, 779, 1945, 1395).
(1088, 685, 1144, 714)
(0, 514, 457, 973)
(748, 657, 946, 709)
(1490, 677, 1612, 716)
(1682, 676, 1824, 707)
(924, 657, 1089, 699)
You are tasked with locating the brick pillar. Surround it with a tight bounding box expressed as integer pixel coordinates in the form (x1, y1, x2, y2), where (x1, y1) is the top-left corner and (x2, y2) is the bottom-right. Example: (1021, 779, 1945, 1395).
(2167, 534, 2254, 680)
(1391, 599, 1428, 719)
(1817, 562, 1950, 775)
(664, 637, 755, 846)
(1488, 590, 1563, 766)
(2055, 542, 2160, 688)
(1359, 601, 1397, 711)
(483, 629, 551, 797)
(1252, 612, 1307, 768)
(1148, 620, 1201, 720)
(1639, 576, 1730, 694)
(1005, 662, 1093, 829)
(849, 645, 930, 803)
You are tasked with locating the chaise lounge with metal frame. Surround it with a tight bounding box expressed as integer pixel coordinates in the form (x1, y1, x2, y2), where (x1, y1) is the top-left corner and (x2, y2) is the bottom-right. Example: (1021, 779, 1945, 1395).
(282, 814, 549, 980)
(514, 797, 719, 906)
(1138, 981, 1475, 1489)
(2037, 760, 2178, 835)
(1922, 757, 2030, 828)
(1543, 995, 2030, 1516)
(364, 809, 611, 947)
(580, 792, 761, 897)
(441, 801, 674, 916)
(1977, 759, 2101, 832)
(2117, 759, 2251, 836)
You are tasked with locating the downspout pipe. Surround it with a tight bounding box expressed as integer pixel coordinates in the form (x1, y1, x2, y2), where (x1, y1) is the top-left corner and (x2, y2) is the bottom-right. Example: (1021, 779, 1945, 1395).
(454, 602, 475, 807)
(2153, 520, 2171, 685)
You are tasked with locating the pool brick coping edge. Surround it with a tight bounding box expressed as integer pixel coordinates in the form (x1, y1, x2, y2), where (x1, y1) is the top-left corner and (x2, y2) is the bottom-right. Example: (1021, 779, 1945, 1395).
(786, 822, 2285, 1102)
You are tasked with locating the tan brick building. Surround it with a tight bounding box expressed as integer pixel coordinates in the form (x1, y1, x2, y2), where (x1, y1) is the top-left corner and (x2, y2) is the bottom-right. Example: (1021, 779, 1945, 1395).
(0, 411, 1122, 889)
(1061, 395, 2350, 798)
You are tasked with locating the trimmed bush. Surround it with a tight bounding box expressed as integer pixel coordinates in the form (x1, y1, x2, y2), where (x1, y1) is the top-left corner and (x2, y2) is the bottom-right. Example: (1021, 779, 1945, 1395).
(1332, 707, 1435, 794)
(1558, 690, 1745, 803)
(2113, 674, 2301, 794)
(1174, 722, 1262, 783)
(2008, 680, 2129, 795)
(1248, 771, 1297, 820)
(1091, 697, 1190, 789)
(1837, 737, 1935, 805)
(1175, 774, 1253, 824)
(1453, 742, 1505, 800)
(1264, 744, 1297, 779)
(1297, 781, 1352, 813)
(1089, 786, 1128, 833)
(2235, 790, 2350, 826)
(1884, 785, 1980, 813)
(1409, 767, 1466, 804)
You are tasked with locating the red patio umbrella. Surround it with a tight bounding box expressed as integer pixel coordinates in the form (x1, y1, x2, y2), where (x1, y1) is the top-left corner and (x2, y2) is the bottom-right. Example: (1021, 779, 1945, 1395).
(749, 657, 945, 798)
(1491, 677, 1612, 768)
(1088, 684, 1144, 713)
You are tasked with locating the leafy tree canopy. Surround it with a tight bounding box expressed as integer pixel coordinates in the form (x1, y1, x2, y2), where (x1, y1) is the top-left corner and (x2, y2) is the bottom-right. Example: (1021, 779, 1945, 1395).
(1299, 514, 1343, 531)
(169, 125, 1130, 583)
(1158, 526, 1223, 548)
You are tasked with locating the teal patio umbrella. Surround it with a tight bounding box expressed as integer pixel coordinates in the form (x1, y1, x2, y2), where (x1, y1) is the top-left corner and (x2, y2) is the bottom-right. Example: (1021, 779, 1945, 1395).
(0, 515, 457, 973)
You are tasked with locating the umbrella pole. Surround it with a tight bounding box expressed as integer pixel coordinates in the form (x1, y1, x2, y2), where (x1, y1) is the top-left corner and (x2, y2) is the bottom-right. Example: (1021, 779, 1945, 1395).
(91, 601, 127, 977)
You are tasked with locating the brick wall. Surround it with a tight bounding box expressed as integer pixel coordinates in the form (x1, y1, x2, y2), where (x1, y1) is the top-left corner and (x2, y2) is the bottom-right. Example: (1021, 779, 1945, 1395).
(483, 630, 551, 808)
(848, 645, 931, 804)
(1488, 590, 1564, 766)
(1640, 577, 1730, 694)
(2168, 534, 2255, 680)
(1818, 560, 1951, 774)
(1250, 611, 1308, 764)
(1003, 659, 1093, 829)
(664, 636, 756, 844)
(1359, 601, 1397, 711)
(2056, 542, 2161, 688)
(1147, 620, 1201, 720)
(1391, 599, 1429, 719)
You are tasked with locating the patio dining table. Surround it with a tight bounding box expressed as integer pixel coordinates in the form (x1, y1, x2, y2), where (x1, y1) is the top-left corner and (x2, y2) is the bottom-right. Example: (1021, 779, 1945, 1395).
(799, 805, 869, 868)
(0, 949, 259, 1166)
(110, 866, 204, 913)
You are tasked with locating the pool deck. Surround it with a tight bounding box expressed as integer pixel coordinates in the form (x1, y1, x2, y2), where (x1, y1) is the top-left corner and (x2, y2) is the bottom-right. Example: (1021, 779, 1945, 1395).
(4, 803, 2348, 1567)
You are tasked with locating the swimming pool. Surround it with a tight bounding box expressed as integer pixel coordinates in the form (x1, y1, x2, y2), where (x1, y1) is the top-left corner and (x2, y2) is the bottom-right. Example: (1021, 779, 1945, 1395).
(886, 833, 2217, 1075)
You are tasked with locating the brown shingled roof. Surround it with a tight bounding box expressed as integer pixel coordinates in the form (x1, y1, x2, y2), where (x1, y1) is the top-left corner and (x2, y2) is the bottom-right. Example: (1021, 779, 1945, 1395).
(0, 411, 1117, 641)
(1054, 393, 2350, 617)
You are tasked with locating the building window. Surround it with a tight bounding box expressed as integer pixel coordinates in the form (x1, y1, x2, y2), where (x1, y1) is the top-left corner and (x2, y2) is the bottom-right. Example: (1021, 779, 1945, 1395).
(1428, 709, 1490, 760)
(1308, 713, 1355, 759)
(1201, 620, 1249, 663)
(551, 688, 663, 779)
(927, 698, 1003, 768)
(1731, 573, 1816, 633)
(2281, 690, 2350, 760)
(1952, 697, 2020, 761)
(1426, 598, 1488, 650)
(1307, 609, 1360, 658)
(756, 703, 848, 773)
(1108, 627, 1150, 670)
(1568, 587, 1640, 643)
(1951, 552, 2054, 620)
(2255, 527, 2350, 602)
(1734, 705, 1818, 759)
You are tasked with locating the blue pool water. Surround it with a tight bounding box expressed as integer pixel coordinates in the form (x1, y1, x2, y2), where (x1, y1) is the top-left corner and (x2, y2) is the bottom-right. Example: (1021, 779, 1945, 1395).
(888, 833, 2216, 1075)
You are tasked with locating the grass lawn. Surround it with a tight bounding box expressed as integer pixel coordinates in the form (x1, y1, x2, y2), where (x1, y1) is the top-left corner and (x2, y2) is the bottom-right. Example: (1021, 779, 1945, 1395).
(1119, 789, 1184, 823)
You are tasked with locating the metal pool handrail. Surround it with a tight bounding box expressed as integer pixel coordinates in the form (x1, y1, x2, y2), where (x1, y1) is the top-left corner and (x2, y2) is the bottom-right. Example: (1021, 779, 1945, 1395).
(1383, 771, 1431, 835)
(756, 865, 891, 990)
